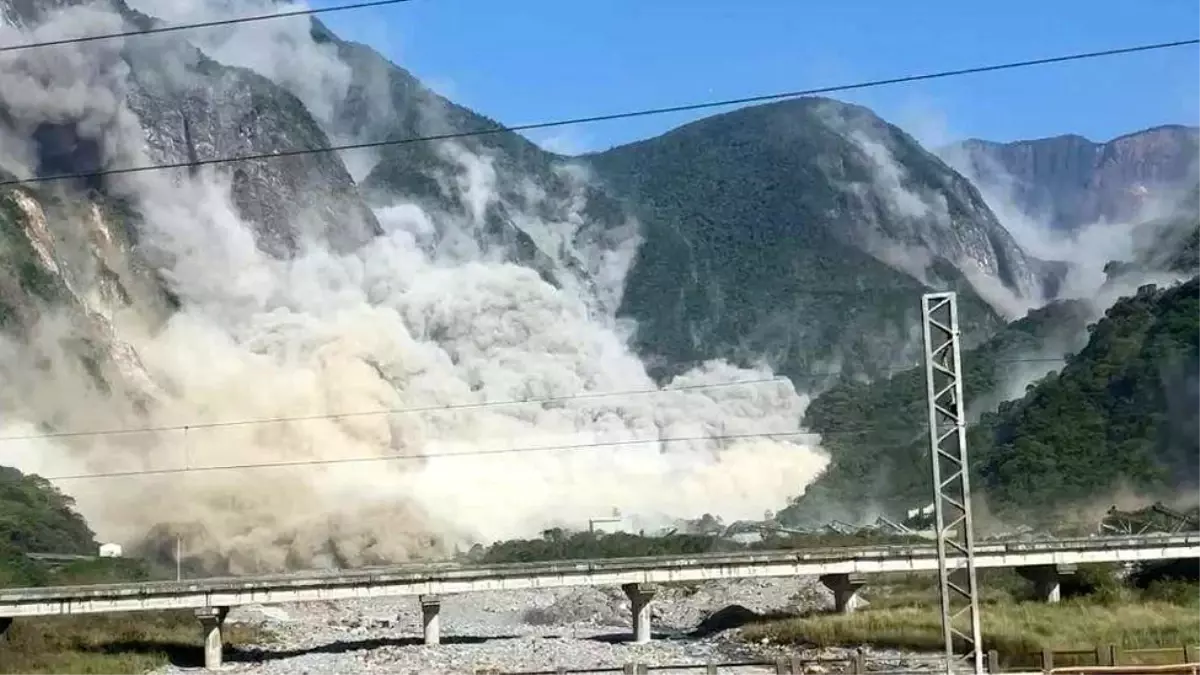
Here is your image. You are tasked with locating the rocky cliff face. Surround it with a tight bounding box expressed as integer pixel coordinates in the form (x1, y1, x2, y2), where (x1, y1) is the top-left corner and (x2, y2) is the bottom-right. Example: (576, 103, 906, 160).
(3, 0, 380, 257)
(945, 125, 1200, 231)
(0, 0, 383, 422)
(333, 29, 638, 318)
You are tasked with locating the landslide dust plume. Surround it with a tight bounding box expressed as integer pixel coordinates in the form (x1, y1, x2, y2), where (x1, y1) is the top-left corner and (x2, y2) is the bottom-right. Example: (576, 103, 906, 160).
(0, 1, 829, 573)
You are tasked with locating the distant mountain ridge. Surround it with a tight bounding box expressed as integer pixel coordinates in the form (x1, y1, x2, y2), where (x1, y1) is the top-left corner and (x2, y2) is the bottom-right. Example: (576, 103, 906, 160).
(943, 125, 1199, 231)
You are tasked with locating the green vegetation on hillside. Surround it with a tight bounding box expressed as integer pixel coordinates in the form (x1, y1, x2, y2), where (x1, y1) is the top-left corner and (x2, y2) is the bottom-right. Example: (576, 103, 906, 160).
(786, 277, 1199, 527)
(0, 466, 96, 564)
(319, 18, 632, 296)
(972, 279, 1199, 517)
(781, 298, 1094, 526)
(587, 97, 1017, 382)
(346, 49, 1030, 383)
(0, 191, 63, 327)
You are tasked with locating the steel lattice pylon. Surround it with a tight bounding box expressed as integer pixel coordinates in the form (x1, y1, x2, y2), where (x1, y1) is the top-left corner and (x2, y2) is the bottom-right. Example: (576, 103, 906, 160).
(920, 292, 984, 675)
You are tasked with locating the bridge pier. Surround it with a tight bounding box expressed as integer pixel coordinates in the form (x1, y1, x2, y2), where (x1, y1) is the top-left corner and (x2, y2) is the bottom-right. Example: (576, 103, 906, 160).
(820, 573, 866, 613)
(195, 606, 228, 670)
(0, 617, 11, 641)
(1018, 564, 1077, 603)
(420, 595, 441, 645)
(623, 583, 656, 644)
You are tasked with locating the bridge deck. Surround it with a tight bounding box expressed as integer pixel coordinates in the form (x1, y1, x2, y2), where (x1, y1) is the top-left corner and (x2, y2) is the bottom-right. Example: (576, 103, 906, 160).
(0, 534, 1195, 617)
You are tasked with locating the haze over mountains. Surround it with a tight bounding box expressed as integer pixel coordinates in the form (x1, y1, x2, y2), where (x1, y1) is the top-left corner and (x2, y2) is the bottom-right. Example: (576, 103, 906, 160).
(0, 0, 1195, 571)
(944, 125, 1199, 232)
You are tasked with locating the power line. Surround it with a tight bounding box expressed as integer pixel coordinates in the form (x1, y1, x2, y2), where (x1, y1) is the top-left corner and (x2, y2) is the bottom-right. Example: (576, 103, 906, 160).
(37, 418, 984, 481)
(0, 0, 417, 54)
(44, 427, 925, 482)
(0, 38, 1194, 189)
(18, 360, 1043, 482)
(36, 347, 1077, 480)
(0, 356, 1070, 444)
(0, 377, 786, 441)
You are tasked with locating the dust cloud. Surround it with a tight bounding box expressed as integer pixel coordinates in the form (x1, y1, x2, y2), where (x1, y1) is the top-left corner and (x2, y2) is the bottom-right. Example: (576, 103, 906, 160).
(0, 0, 829, 572)
(810, 99, 1046, 320)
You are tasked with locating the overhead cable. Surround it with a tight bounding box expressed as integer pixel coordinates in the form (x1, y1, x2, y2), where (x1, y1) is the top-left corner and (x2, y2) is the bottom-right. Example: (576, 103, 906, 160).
(0, 356, 1070, 443)
(0, 0, 417, 54)
(0, 38, 1195, 188)
(44, 427, 932, 482)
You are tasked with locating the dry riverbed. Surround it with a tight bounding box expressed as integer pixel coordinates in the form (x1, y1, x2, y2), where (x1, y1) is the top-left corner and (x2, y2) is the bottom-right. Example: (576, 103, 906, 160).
(153, 578, 944, 675)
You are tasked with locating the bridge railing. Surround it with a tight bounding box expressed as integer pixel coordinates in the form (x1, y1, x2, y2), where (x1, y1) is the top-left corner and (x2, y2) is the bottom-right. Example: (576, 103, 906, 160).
(8, 533, 1196, 598)
(472, 652, 904, 674)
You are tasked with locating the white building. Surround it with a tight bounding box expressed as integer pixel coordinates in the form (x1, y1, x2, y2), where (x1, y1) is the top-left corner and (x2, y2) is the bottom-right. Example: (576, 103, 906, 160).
(589, 508, 627, 534)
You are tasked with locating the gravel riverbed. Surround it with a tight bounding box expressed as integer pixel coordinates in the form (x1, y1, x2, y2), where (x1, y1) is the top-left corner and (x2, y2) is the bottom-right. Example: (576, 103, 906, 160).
(156, 577, 942, 674)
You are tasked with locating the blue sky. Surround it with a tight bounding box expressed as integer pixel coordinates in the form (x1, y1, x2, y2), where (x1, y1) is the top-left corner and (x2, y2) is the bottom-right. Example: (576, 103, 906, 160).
(312, 0, 1199, 154)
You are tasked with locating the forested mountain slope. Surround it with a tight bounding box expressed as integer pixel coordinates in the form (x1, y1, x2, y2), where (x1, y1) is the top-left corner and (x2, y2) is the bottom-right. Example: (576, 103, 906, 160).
(779, 298, 1094, 526)
(587, 97, 1061, 381)
(0, 466, 97, 586)
(972, 278, 1199, 517)
(782, 276, 1199, 526)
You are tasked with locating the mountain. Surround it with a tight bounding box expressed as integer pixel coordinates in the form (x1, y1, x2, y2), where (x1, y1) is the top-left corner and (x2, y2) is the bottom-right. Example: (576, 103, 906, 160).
(0, 0, 1178, 571)
(587, 97, 1060, 381)
(944, 125, 1200, 232)
(5, 0, 380, 257)
(311, 36, 1055, 382)
(0, 466, 96, 557)
(201, 17, 1061, 382)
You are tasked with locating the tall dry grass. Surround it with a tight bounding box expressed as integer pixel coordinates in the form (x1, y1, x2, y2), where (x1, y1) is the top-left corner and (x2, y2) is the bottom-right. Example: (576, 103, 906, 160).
(0, 611, 267, 674)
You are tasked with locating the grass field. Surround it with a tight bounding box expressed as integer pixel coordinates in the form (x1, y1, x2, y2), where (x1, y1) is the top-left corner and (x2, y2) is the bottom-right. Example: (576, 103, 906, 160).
(742, 601, 1196, 652)
(740, 570, 1200, 670)
(0, 556, 271, 674)
(0, 611, 267, 674)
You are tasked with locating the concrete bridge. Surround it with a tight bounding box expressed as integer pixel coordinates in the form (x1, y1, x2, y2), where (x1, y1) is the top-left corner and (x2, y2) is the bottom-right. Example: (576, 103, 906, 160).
(1, 534, 1196, 669)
